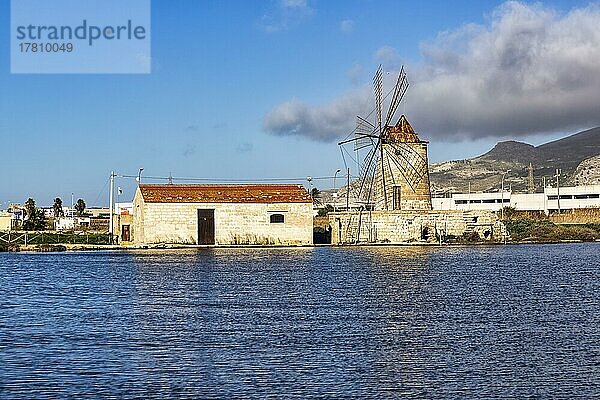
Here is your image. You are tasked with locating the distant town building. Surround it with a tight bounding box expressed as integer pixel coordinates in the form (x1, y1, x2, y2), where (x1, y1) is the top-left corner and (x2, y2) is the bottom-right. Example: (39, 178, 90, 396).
(432, 185, 600, 213)
(0, 211, 11, 231)
(55, 217, 75, 231)
(1, 204, 24, 230)
(132, 184, 313, 246)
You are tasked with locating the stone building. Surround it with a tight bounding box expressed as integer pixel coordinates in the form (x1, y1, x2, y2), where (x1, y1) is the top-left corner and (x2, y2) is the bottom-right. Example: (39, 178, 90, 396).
(372, 115, 432, 211)
(330, 115, 505, 245)
(330, 209, 505, 245)
(132, 184, 313, 246)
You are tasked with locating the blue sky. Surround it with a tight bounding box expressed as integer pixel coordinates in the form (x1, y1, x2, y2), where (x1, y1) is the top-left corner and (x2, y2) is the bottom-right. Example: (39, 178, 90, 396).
(1, 0, 598, 206)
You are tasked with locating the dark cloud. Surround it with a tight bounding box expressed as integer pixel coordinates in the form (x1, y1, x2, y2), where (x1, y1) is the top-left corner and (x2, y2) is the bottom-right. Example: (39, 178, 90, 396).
(263, 90, 371, 142)
(263, 1, 600, 142)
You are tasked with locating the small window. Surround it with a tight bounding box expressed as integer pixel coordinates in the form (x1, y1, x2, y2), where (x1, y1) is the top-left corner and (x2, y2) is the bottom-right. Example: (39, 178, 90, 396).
(270, 214, 285, 224)
(393, 186, 402, 210)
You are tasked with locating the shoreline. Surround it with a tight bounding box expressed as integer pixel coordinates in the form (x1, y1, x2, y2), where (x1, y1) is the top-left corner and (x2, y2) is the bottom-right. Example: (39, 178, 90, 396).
(2, 239, 599, 253)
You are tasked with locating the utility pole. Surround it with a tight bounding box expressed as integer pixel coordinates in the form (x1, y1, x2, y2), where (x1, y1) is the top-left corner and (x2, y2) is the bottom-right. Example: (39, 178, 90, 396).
(543, 176, 548, 214)
(333, 169, 341, 212)
(501, 170, 511, 220)
(468, 181, 471, 211)
(555, 169, 561, 213)
(346, 168, 350, 211)
(109, 171, 115, 244)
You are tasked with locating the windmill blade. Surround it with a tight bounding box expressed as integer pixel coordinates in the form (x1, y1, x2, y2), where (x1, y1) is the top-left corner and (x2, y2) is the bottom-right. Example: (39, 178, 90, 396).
(357, 145, 377, 184)
(383, 146, 418, 192)
(384, 66, 409, 128)
(361, 151, 379, 206)
(338, 131, 378, 146)
(373, 65, 384, 135)
(356, 115, 375, 135)
(354, 136, 376, 151)
(354, 115, 377, 150)
(384, 142, 428, 191)
(356, 139, 381, 204)
(391, 141, 427, 168)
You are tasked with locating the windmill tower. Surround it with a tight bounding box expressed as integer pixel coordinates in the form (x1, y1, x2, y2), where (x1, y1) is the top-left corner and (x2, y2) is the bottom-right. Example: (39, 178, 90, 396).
(339, 65, 432, 212)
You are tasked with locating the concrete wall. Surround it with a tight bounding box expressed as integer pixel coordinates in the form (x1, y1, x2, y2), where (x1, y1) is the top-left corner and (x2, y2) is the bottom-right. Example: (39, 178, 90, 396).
(133, 192, 312, 245)
(511, 193, 546, 211)
(433, 185, 600, 213)
(329, 210, 505, 245)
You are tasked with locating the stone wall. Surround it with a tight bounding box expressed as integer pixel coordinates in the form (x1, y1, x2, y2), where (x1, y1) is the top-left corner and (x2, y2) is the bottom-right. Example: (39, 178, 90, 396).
(133, 194, 312, 246)
(373, 142, 432, 211)
(329, 210, 505, 244)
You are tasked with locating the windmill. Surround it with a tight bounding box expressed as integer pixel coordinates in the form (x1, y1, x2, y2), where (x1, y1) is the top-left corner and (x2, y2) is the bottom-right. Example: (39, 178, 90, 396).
(339, 65, 432, 214)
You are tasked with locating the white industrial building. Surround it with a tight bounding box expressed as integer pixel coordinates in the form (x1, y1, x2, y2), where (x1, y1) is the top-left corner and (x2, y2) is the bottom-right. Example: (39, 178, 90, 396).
(432, 185, 600, 213)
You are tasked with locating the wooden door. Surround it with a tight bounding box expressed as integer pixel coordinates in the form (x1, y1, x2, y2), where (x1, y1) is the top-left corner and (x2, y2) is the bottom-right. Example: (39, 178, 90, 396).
(121, 225, 131, 242)
(197, 209, 215, 245)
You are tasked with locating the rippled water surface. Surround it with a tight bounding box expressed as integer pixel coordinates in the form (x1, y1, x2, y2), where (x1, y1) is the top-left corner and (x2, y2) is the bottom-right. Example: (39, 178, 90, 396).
(1, 244, 600, 398)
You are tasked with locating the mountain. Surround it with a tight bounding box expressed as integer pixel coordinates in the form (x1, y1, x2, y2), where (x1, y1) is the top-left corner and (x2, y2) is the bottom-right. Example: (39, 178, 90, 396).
(478, 140, 537, 164)
(430, 126, 600, 193)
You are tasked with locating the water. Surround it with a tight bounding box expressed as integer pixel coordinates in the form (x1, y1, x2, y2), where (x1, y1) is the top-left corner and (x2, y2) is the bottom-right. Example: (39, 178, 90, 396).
(1, 244, 599, 398)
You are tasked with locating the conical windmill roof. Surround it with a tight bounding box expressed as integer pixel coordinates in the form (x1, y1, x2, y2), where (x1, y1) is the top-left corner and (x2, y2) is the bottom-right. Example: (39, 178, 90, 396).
(386, 115, 423, 143)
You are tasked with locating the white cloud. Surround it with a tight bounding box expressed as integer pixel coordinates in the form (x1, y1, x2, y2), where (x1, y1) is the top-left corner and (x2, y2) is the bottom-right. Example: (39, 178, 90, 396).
(264, 1, 600, 142)
(258, 0, 313, 32)
(281, 0, 307, 8)
(346, 63, 364, 85)
(340, 19, 354, 33)
(374, 45, 402, 67)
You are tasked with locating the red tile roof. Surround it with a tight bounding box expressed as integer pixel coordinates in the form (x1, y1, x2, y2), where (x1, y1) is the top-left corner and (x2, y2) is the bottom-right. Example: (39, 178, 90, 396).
(138, 184, 312, 204)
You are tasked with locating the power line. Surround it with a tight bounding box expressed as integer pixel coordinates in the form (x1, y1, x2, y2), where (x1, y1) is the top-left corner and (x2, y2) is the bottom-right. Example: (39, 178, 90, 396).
(116, 174, 342, 183)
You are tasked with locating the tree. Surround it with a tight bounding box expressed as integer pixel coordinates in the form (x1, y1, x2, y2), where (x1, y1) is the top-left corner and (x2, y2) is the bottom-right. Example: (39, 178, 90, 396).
(75, 199, 85, 217)
(52, 197, 64, 218)
(75, 198, 86, 216)
(317, 204, 334, 217)
(311, 188, 322, 206)
(22, 198, 46, 231)
(24, 198, 35, 220)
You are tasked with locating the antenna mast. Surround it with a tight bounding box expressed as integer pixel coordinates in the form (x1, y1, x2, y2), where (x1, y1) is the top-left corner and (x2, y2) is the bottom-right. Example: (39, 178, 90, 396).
(527, 163, 534, 193)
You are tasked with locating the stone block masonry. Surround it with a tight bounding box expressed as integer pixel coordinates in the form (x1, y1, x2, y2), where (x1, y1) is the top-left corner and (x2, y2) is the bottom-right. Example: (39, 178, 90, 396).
(133, 200, 313, 246)
(329, 210, 506, 245)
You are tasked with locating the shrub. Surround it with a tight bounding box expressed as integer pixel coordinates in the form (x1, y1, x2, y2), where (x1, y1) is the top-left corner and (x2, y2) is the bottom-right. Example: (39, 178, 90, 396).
(505, 218, 600, 242)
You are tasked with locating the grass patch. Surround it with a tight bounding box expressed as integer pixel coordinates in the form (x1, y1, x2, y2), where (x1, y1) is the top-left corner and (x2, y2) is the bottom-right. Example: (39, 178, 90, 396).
(504, 219, 600, 242)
